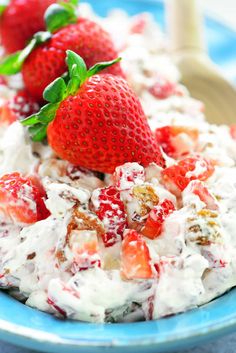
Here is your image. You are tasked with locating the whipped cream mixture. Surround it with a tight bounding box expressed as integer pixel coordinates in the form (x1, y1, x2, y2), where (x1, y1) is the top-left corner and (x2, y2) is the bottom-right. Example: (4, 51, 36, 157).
(0, 4, 236, 323)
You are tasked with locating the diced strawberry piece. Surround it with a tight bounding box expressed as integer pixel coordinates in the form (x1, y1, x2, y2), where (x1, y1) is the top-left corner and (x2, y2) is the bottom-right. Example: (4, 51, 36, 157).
(141, 199, 175, 239)
(0, 102, 17, 125)
(155, 126, 175, 157)
(149, 76, 176, 100)
(47, 298, 67, 317)
(201, 248, 228, 269)
(28, 174, 48, 199)
(0, 76, 7, 86)
(92, 186, 127, 247)
(130, 14, 148, 34)
(230, 125, 236, 140)
(68, 230, 101, 273)
(0, 90, 39, 126)
(113, 163, 145, 191)
(162, 156, 215, 193)
(188, 180, 218, 211)
(121, 229, 153, 280)
(0, 172, 50, 224)
(155, 126, 199, 158)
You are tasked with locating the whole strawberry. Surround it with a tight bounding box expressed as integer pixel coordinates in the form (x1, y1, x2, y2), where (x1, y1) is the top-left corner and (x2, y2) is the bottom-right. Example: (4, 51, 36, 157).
(0, 0, 58, 53)
(22, 51, 165, 174)
(0, 1, 124, 102)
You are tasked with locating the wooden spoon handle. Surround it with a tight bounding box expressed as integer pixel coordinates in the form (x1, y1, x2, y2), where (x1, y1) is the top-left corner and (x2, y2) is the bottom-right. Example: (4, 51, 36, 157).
(166, 0, 206, 53)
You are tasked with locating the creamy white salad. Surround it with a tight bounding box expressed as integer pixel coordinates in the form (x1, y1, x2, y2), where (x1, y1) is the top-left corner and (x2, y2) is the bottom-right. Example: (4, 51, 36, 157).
(0, 4, 235, 323)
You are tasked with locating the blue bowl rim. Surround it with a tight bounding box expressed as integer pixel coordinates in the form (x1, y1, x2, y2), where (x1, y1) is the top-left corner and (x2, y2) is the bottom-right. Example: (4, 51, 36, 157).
(1, 291, 236, 349)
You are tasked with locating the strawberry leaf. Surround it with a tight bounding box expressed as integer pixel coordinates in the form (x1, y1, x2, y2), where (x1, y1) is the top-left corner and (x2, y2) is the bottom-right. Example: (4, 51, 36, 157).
(22, 102, 59, 141)
(45, 2, 77, 33)
(62, 0, 79, 5)
(67, 76, 80, 96)
(88, 57, 122, 78)
(0, 51, 22, 75)
(21, 114, 40, 126)
(22, 103, 59, 126)
(65, 50, 88, 94)
(43, 77, 67, 103)
(66, 50, 87, 82)
(29, 124, 48, 142)
(0, 0, 9, 16)
(37, 103, 60, 123)
(0, 31, 51, 75)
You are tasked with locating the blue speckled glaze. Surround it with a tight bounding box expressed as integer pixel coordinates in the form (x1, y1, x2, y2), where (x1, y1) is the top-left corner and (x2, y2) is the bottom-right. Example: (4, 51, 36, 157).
(1, 1, 236, 352)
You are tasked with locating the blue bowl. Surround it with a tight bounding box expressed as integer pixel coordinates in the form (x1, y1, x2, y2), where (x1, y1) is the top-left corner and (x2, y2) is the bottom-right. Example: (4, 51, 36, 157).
(1, 1, 236, 352)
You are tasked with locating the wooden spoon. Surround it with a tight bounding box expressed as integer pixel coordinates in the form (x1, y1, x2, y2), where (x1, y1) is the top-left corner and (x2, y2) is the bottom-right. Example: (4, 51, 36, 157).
(166, 0, 236, 125)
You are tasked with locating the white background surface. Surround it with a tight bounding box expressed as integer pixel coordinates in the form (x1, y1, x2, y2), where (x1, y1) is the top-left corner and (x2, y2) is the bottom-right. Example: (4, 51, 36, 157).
(1, 1, 236, 353)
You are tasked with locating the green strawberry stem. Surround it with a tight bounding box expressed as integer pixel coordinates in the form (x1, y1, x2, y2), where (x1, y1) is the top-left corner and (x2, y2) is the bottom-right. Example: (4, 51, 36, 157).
(0, 0, 79, 75)
(21, 50, 121, 142)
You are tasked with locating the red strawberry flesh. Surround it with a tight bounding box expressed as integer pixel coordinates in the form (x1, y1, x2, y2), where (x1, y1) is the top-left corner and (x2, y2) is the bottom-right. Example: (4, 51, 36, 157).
(0, 172, 50, 224)
(141, 199, 175, 239)
(162, 156, 214, 193)
(93, 186, 127, 247)
(121, 229, 153, 279)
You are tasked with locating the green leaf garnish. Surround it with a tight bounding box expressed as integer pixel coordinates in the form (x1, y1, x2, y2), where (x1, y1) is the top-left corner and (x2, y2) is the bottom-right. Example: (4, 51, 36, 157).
(22, 50, 122, 142)
(0, 31, 51, 75)
(45, 1, 78, 33)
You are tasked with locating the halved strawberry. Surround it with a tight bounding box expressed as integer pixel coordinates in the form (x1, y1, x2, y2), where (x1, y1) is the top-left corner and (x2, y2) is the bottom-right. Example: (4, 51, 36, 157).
(92, 186, 127, 247)
(0, 172, 50, 224)
(141, 199, 175, 239)
(121, 229, 153, 280)
(162, 156, 214, 194)
(155, 126, 199, 158)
